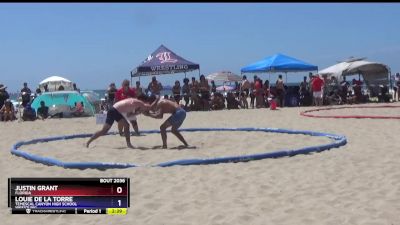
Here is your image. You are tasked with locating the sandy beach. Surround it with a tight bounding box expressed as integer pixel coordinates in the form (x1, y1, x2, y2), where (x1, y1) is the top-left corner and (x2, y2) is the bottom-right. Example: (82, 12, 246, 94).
(1, 102, 400, 225)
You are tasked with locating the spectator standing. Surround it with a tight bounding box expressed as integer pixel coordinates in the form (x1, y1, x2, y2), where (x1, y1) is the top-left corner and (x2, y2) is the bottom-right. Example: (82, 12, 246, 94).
(106, 83, 117, 110)
(340, 77, 350, 104)
(263, 80, 270, 107)
(189, 77, 199, 109)
(199, 75, 210, 111)
(0, 84, 10, 110)
(115, 79, 139, 135)
(254, 78, 264, 108)
(311, 74, 325, 106)
(182, 78, 190, 109)
(44, 84, 49, 92)
(135, 81, 143, 96)
(395, 72, 400, 101)
(299, 76, 310, 106)
(308, 72, 314, 97)
(73, 83, 80, 93)
(275, 75, 286, 107)
(172, 80, 181, 104)
(241, 75, 251, 97)
(210, 80, 217, 94)
(20, 82, 32, 107)
(35, 87, 42, 96)
(249, 75, 257, 108)
(147, 76, 163, 97)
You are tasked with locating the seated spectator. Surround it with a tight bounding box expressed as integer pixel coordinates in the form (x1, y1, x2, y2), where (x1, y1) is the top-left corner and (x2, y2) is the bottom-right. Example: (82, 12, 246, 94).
(0, 99, 16, 121)
(378, 85, 391, 102)
(326, 90, 342, 105)
(58, 85, 65, 91)
(210, 92, 225, 110)
(72, 101, 84, 117)
(22, 103, 36, 121)
(352, 79, 365, 103)
(347, 89, 356, 105)
(226, 92, 240, 109)
(37, 101, 49, 120)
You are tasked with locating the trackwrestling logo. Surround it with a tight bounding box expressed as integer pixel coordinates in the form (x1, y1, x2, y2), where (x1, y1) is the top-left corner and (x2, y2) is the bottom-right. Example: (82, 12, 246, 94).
(156, 52, 178, 63)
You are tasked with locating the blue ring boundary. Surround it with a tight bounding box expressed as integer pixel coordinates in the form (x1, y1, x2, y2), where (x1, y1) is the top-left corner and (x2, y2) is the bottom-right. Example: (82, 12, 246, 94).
(10, 128, 347, 170)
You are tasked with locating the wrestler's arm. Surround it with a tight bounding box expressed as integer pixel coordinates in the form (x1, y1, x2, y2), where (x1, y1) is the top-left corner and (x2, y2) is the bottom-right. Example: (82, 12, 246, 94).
(142, 103, 163, 119)
(143, 108, 163, 119)
(149, 96, 160, 111)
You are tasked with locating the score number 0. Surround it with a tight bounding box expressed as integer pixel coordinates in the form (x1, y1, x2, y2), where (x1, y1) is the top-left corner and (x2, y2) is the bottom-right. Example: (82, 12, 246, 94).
(116, 186, 123, 207)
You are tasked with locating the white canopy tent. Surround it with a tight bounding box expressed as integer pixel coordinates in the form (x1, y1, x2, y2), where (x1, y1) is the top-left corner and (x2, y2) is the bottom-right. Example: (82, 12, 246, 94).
(343, 61, 390, 85)
(39, 76, 74, 92)
(319, 57, 390, 94)
(318, 61, 350, 78)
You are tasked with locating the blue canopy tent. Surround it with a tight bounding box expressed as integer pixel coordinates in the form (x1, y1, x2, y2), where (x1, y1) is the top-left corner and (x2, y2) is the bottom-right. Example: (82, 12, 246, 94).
(131, 45, 200, 82)
(241, 53, 318, 107)
(241, 53, 318, 81)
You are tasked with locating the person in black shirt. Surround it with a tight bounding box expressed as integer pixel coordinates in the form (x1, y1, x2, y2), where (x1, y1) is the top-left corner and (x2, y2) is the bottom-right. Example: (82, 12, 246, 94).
(37, 101, 49, 120)
(20, 82, 32, 107)
(44, 84, 49, 92)
(340, 77, 350, 104)
(0, 84, 10, 110)
(73, 83, 80, 93)
(210, 80, 217, 94)
(36, 87, 42, 96)
(106, 83, 117, 110)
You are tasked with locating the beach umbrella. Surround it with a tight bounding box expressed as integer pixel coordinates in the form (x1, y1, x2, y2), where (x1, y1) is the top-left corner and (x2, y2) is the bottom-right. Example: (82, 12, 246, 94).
(216, 85, 235, 91)
(39, 76, 73, 92)
(206, 71, 242, 82)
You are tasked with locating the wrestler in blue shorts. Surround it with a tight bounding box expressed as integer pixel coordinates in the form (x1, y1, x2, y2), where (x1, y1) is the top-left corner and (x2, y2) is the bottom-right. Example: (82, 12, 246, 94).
(139, 95, 189, 149)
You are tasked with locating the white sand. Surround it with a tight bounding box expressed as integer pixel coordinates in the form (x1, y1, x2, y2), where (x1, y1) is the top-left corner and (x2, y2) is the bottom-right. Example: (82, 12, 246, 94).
(1, 102, 400, 225)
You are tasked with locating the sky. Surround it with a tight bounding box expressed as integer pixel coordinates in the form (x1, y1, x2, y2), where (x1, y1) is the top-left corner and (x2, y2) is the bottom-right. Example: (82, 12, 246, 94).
(1, 3, 400, 93)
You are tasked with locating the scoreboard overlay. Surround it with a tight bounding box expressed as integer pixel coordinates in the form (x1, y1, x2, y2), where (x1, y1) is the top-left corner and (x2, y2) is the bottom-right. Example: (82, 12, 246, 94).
(8, 178, 130, 215)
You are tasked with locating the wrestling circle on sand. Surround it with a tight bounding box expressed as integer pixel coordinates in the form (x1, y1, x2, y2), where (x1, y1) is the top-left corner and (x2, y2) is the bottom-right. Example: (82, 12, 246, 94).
(11, 127, 347, 170)
(300, 105, 400, 119)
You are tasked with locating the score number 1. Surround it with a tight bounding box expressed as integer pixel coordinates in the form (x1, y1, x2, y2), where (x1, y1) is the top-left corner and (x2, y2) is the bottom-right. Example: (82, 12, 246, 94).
(115, 186, 123, 207)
